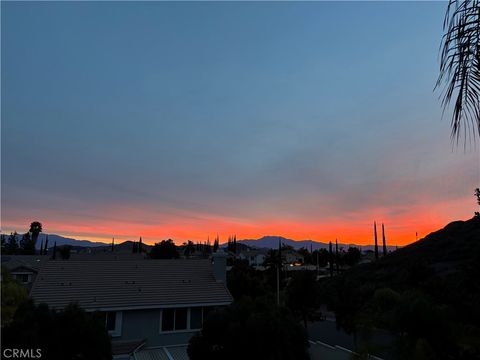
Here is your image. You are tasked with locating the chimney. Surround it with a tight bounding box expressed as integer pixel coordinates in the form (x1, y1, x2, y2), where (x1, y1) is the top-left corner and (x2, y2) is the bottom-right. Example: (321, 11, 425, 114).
(211, 251, 227, 283)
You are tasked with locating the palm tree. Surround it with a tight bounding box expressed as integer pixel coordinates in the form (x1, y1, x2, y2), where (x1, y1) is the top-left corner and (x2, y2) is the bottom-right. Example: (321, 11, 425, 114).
(29, 221, 43, 246)
(436, 0, 480, 145)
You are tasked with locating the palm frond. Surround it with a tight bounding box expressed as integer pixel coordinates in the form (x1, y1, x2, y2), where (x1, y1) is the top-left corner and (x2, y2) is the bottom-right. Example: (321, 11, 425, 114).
(436, 0, 480, 146)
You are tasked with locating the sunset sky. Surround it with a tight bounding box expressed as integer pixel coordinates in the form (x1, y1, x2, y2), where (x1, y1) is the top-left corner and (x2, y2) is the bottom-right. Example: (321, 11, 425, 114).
(2, 2, 479, 246)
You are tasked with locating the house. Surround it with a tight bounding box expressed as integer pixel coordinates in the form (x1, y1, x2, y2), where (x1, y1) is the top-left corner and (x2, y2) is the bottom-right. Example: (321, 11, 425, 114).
(29, 252, 232, 360)
(1, 255, 48, 289)
(282, 249, 304, 265)
(238, 249, 268, 267)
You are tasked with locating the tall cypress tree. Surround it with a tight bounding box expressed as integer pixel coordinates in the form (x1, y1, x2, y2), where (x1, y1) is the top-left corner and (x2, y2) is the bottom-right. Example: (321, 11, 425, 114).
(329, 241, 334, 277)
(139, 237, 143, 253)
(374, 221, 379, 260)
(44, 235, 49, 255)
(335, 239, 339, 274)
(382, 223, 387, 256)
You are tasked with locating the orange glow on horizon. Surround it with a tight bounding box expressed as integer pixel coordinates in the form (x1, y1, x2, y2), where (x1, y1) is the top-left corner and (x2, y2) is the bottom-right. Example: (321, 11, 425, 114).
(2, 194, 475, 247)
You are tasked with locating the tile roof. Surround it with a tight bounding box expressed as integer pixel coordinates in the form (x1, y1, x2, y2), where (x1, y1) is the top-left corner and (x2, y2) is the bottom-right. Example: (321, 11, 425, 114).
(135, 346, 189, 360)
(30, 259, 232, 310)
(111, 339, 146, 356)
(1, 255, 48, 273)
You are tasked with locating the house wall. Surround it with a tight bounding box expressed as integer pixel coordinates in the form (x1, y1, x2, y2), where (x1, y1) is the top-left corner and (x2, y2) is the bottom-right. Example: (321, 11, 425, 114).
(117, 308, 198, 347)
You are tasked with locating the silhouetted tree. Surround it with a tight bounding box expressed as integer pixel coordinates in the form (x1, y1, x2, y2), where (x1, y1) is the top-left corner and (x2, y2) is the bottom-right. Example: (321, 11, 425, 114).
(227, 260, 266, 300)
(329, 241, 334, 277)
(213, 237, 219, 252)
(5, 232, 18, 255)
(20, 232, 35, 255)
(382, 223, 387, 256)
(29, 221, 42, 248)
(44, 235, 49, 255)
(139, 237, 143, 253)
(285, 271, 321, 328)
(184, 241, 195, 257)
(149, 239, 179, 259)
(58, 245, 71, 260)
(436, 0, 480, 144)
(475, 188, 480, 217)
(1, 234, 6, 253)
(187, 298, 309, 360)
(344, 247, 362, 266)
(374, 221, 379, 260)
(2, 301, 112, 360)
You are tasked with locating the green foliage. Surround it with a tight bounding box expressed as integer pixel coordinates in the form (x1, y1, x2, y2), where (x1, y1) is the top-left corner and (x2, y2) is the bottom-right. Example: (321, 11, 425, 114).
(1, 267, 28, 325)
(187, 297, 309, 360)
(2, 301, 112, 360)
(149, 239, 179, 259)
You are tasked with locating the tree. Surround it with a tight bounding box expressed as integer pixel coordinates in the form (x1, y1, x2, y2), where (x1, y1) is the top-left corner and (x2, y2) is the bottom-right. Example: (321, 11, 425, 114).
(44, 235, 49, 255)
(149, 239, 179, 259)
(436, 0, 480, 144)
(58, 245, 71, 260)
(29, 221, 42, 248)
(2, 301, 112, 360)
(187, 298, 309, 360)
(213, 237, 219, 252)
(344, 247, 362, 266)
(5, 232, 19, 255)
(227, 260, 266, 300)
(138, 236, 143, 253)
(184, 240, 195, 257)
(1, 267, 28, 326)
(19, 232, 35, 255)
(475, 188, 480, 217)
(285, 271, 321, 328)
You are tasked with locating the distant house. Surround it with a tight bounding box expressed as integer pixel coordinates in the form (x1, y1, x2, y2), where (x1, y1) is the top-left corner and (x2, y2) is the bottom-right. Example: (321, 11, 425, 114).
(283, 249, 304, 265)
(29, 253, 232, 360)
(1, 255, 48, 289)
(238, 249, 268, 267)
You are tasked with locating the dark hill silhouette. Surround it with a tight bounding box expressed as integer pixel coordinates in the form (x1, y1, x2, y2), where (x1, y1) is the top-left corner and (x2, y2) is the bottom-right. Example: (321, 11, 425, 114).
(323, 216, 480, 359)
(235, 236, 396, 252)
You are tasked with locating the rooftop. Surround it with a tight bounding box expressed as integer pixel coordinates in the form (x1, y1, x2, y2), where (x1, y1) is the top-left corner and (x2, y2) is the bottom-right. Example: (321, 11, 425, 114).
(30, 259, 232, 310)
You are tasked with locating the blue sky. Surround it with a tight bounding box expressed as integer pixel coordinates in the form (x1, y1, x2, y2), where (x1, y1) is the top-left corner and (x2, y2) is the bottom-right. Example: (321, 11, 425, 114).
(2, 2, 479, 245)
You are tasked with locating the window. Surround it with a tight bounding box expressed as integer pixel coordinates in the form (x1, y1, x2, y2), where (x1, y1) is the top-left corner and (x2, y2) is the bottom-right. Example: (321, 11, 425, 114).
(99, 311, 122, 337)
(106, 312, 116, 331)
(160, 306, 219, 333)
(175, 308, 187, 330)
(13, 273, 30, 284)
(161, 309, 175, 332)
(190, 307, 202, 329)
